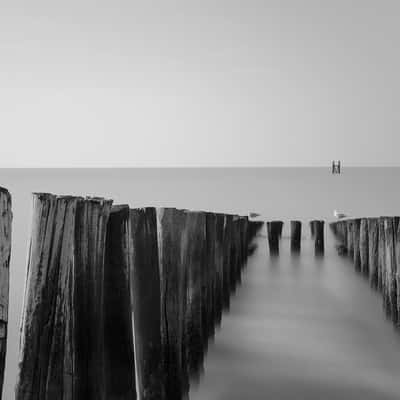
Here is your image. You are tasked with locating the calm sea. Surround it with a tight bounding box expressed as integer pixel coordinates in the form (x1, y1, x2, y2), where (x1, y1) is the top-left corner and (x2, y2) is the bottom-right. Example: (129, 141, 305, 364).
(1, 167, 400, 399)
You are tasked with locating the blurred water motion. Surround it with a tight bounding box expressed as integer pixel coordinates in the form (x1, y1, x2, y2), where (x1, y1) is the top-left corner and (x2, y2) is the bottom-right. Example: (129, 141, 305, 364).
(191, 229, 400, 400)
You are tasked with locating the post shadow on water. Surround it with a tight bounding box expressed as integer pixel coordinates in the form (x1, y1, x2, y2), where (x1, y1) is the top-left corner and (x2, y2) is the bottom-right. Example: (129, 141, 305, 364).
(190, 229, 400, 400)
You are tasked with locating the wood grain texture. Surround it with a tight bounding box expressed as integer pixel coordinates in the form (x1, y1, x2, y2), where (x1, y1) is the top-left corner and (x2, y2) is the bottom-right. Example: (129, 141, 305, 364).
(16, 194, 112, 400)
(0, 187, 11, 399)
(130, 207, 163, 400)
(17, 195, 258, 400)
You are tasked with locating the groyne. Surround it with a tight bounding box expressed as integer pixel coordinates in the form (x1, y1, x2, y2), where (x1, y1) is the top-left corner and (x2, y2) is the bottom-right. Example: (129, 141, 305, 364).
(15, 193, 262, 400)
(331, 217, 400, 328)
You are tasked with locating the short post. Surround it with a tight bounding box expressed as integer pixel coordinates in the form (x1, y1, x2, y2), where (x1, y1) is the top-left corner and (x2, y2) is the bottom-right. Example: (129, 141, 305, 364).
(290, 220, 302, 253)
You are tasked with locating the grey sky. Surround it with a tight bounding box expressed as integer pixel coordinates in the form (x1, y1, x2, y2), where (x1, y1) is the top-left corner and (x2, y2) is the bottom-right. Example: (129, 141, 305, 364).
(0, 1, 399, 166)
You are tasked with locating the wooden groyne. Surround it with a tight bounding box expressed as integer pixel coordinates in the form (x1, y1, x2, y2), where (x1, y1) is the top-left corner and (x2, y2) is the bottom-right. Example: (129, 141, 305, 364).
(331, 217, 400, 329)
(0, 188, 11, 399)
(16, 193, 262, 400)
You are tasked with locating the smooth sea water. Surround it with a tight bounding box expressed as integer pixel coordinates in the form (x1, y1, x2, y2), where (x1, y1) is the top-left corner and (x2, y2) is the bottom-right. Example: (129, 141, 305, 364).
(1, 167, 400, 399)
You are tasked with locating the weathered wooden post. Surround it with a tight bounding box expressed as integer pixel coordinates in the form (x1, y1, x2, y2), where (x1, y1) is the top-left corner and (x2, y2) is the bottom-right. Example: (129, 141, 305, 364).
(130, 207, 164, 399)
(17, 194, 77, 400)
(383, 217, 397, 323)
(222, 215, 233, 310)
(310, 220, 324, 254)
(267, 221, 283, 256)
(103, 205, 136, 399)
(347, 220, 354, 258)
(290, 220, 302, 253)
(156, 208, 189, 400)
(75, 197, 114, 400)
(181, 211, 206, 380)
(353, 219, 361, 272)
(16, 194, 113, 400)
(0, 187, 11, 399)
(378, 217, 386, 292)
(359, 218, 369, 276)
(396, 221, 400, 325)
(230, 216, 241, 292)
(214, 214, 225, 327)
(205, 212, 217, 341)
(368, 218, 379, 289)
(310, 221, 315, 239)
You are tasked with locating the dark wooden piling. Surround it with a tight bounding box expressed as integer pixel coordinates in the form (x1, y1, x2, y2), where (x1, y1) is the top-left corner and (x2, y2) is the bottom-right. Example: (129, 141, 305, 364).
(16, 194, 75, 400)
(347, 220, 354, 258)
(103, 205, 136, 399)
(359, 218, 369, 276)
(378, 217, 386, 292)
(267, 221, 283, 256)
(16, 194, 113, 400)
(0, 187, 11, 399)
(181, 211, 206, 380)
(290, 220, 302, 253)
(310, 221, 315, 239)
(383, 217, 397, 322)
(368, 218, 379, 289)
(74, 197, 113, 400)
(310, 220, 325, 254)
(396, 221, 400, 326)
(214, 214, 225, 327)
(130, 207, 164, 400)
(156, 208, 188, 400)
(222, 215, 233, 310)
(230, 216, 240, 293)
(205, 212, 217, 341)
(353, 219, 361, 272)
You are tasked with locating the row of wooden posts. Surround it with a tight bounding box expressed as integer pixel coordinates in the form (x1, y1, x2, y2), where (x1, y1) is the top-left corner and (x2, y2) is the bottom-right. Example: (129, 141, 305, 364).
(266, 220, 325, 255)
(6, 193, 263, 400)
(330, 217, 400, 328)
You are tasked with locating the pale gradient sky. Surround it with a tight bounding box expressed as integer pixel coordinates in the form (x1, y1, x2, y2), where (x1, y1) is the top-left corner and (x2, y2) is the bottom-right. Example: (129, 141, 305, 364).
(0, 0, 399, 167)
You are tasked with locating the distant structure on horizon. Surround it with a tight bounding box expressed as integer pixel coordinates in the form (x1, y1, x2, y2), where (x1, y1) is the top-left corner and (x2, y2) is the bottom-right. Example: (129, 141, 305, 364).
(332, 160, 341, 174)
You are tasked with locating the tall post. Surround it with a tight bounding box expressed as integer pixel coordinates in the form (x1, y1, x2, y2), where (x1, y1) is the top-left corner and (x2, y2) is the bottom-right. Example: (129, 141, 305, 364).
(0, 188, 11, 399)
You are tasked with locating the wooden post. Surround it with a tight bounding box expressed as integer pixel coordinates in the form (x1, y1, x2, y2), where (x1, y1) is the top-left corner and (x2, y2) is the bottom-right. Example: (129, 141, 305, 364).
(181, 211, 206, 381)
(156, 208, 188, 400)
(347, 220, 354, 258)
(214, 214, 225, 328)
(205, 212, 217, 341)
(222, 215, 233, 311)
(16, 194, 75, 400)
(16, 194, 113, 400)
(130, 207, 164, 400)
(0, 187, 11, 399)
(359, 218, 369, 276)
(378, 217, 386, 292)
(267, 221, 283, 256)
(383, 217, 397, 323)
(353, 219, 361, 272)
(310, 221, 315, 239)
(367, 218, 379, 289)
(74, 197, 113, 400)
(290, 220, 301, 253)
(103, 205, 136, 399)
(310, 220, 324, 254)
(396, 220, 400, 326)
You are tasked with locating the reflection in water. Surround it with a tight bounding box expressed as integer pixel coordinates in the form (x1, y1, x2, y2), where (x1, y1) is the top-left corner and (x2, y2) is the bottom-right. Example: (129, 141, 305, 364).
(190, 229, 400, 400)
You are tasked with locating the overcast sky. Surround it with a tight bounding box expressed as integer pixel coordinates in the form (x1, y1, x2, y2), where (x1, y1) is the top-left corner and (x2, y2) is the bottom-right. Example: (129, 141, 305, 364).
(0, 0, 399, 167)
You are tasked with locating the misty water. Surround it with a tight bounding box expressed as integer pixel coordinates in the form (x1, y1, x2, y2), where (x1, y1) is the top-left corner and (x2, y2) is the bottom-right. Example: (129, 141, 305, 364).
(191, 229, 400, 400)
(2, 167, 400, 398)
